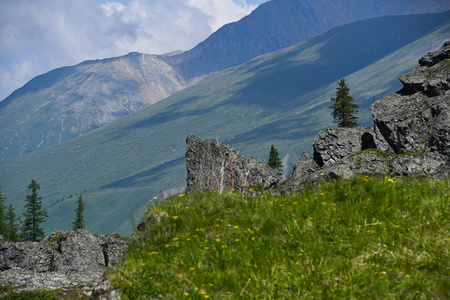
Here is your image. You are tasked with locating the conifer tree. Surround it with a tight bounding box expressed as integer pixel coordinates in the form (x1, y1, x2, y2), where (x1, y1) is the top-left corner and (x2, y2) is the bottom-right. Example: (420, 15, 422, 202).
(0, 186, 7, 237)
(267, 145, 283, 171)
(328, 78, 359, 128)
(6, 204, 21, 242)
(21, 180, 48, 241)
(72, 193, 86, 230)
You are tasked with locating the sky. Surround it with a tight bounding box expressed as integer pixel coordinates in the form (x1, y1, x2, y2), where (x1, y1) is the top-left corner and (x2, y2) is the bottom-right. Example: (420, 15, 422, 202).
(0, 0, 267, 101)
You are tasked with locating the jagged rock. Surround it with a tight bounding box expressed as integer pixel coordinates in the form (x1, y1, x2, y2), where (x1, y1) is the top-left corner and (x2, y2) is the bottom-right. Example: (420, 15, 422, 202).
(48, 230, 106, 275)
(0, 240, 53, 272)
(92, 279, 122, 300)
(185, 135, 285, 193)
(0, 230, 127, 294)
(313, 127, 391, 167)
(419, 41, 450, 67)
(389, 151, 449, 176)
(372, 41, 450, 156)
(323, 150, 390, 179)
(277, 152, 324, 193)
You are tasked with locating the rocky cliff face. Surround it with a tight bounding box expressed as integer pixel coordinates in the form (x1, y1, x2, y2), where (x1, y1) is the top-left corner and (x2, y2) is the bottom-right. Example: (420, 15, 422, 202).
(371, 41, 450, 157)
(185, 135, 285, 193)
(185, 41, 450, 193)
(0, 230, 127, 297)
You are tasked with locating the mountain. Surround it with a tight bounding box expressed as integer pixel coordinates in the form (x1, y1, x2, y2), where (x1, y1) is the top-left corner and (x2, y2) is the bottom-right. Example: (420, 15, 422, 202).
(172, 0, 450, 80)
(0, 52, 191, 159)
(1, 12, 449, 236)
(1, 0, 450, 160)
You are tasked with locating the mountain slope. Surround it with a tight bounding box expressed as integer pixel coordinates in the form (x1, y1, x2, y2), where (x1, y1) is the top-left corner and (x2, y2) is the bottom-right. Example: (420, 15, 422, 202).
(2, 1, 450, 160)
(1, 12, 449, 235)
(172, 0, 450, 79)
(0, 52, 190, 159)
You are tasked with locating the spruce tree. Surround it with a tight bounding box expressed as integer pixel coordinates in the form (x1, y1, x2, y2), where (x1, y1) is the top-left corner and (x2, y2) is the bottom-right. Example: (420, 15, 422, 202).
(6, 204, 21, 242)
(21, 180, 48, 241)
(328, 78, 359, 128)
(72, 194, 86, 230)
(267, 145, 283, 171)
(0, 186, 7, 238)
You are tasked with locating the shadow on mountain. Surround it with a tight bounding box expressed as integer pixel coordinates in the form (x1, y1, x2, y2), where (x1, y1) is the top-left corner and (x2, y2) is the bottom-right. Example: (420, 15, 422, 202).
(100, 156, 185, 189)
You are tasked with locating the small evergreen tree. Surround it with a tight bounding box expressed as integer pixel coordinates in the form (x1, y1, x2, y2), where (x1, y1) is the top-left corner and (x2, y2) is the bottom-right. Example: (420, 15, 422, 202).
(267, 145, 283, 171)
(328, 78, 359, 128)
(21, 180, 48, 241)
(6, 204, 21, 242)
(0, 186, 7, 237)
(72, 194, 86, 230)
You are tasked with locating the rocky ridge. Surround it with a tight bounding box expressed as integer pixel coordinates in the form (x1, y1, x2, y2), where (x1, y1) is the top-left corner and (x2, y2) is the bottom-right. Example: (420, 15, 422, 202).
(185, 41, 450, 193)
(0, 230, 127, 298)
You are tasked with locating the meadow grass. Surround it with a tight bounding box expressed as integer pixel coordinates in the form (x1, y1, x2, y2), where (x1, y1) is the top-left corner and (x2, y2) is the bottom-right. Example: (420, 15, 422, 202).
(109, 175, 449, 299)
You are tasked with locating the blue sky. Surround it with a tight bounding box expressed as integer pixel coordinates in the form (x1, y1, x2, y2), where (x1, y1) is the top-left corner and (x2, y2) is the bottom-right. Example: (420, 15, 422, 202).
(0, 0, 268, 101)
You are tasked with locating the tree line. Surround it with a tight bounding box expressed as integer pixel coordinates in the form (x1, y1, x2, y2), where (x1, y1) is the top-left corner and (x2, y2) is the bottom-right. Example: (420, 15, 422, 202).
(0, 180, 86, 242)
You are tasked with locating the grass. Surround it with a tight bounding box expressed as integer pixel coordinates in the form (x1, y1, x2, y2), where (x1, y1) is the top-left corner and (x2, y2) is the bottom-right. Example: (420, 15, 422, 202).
(0, 285, 90, 299)
(108, 175, 449, 299)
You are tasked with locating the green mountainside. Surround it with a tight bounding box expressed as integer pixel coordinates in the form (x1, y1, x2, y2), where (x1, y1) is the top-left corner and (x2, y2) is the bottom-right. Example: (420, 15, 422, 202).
(1, 12, 449, 235)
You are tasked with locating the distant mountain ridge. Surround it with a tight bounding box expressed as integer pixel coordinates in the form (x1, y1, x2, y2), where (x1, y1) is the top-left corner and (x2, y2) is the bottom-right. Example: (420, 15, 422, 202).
(1, 0, 449, 160)
(171, 0, 450, 79)
(1, 11, 449, 235)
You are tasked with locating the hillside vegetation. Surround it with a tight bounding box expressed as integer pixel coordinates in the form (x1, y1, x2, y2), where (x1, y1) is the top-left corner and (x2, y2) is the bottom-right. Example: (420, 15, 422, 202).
(108, 175, 449, 299)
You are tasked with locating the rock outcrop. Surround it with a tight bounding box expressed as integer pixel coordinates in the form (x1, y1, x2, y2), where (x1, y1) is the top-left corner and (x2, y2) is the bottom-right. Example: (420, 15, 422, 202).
(0, 230, 127, 297)
(313, 127, 392, 167)
(185, 42, 450, 195)
(185, 135, 285, 193)
(371, 41, 450, 156)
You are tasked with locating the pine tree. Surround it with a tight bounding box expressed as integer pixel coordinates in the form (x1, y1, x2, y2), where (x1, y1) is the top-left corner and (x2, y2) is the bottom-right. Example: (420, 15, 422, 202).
(0, 186, 7, 238)
(267, 145, 283, 171)
(72, 193, 86, 230)
(328, 78, 359, 128)
(6, 204, 21, 242)
(21, 180, 48, 241)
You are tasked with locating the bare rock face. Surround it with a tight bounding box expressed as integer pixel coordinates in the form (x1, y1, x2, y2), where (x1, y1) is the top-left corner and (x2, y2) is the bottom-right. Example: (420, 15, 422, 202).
(185, 135, 285, 193)
(313, 127, 391, 167)
(0, 230, 127, 295)
(371, 41, 450, 156)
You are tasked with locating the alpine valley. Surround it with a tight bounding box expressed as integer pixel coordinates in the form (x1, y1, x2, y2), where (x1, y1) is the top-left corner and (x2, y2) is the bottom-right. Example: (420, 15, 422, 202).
(1, 1, 450, 236)
(2, 0, 450, 160)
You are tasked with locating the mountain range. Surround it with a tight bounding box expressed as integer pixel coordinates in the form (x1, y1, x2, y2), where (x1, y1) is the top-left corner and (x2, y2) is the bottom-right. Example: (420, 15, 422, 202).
(1, 9, 449, 235)
(1, 0, 450, 160)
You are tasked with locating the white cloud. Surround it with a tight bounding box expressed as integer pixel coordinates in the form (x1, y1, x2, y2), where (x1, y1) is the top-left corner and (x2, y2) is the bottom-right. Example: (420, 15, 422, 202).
(0, 0, 258, 101)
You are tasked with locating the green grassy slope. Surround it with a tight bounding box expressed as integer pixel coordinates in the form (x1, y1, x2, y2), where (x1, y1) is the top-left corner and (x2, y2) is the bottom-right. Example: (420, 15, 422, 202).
(0, 13, 449, 236)
(109, 175, 449, 298)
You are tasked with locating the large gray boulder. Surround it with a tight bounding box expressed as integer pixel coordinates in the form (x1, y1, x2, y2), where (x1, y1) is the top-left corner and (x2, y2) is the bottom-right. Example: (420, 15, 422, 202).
(185, 135, 285, 193)
(0, 230, 127, 295)
(313, 127, 391, 167)
(371, 41, 450, 156)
